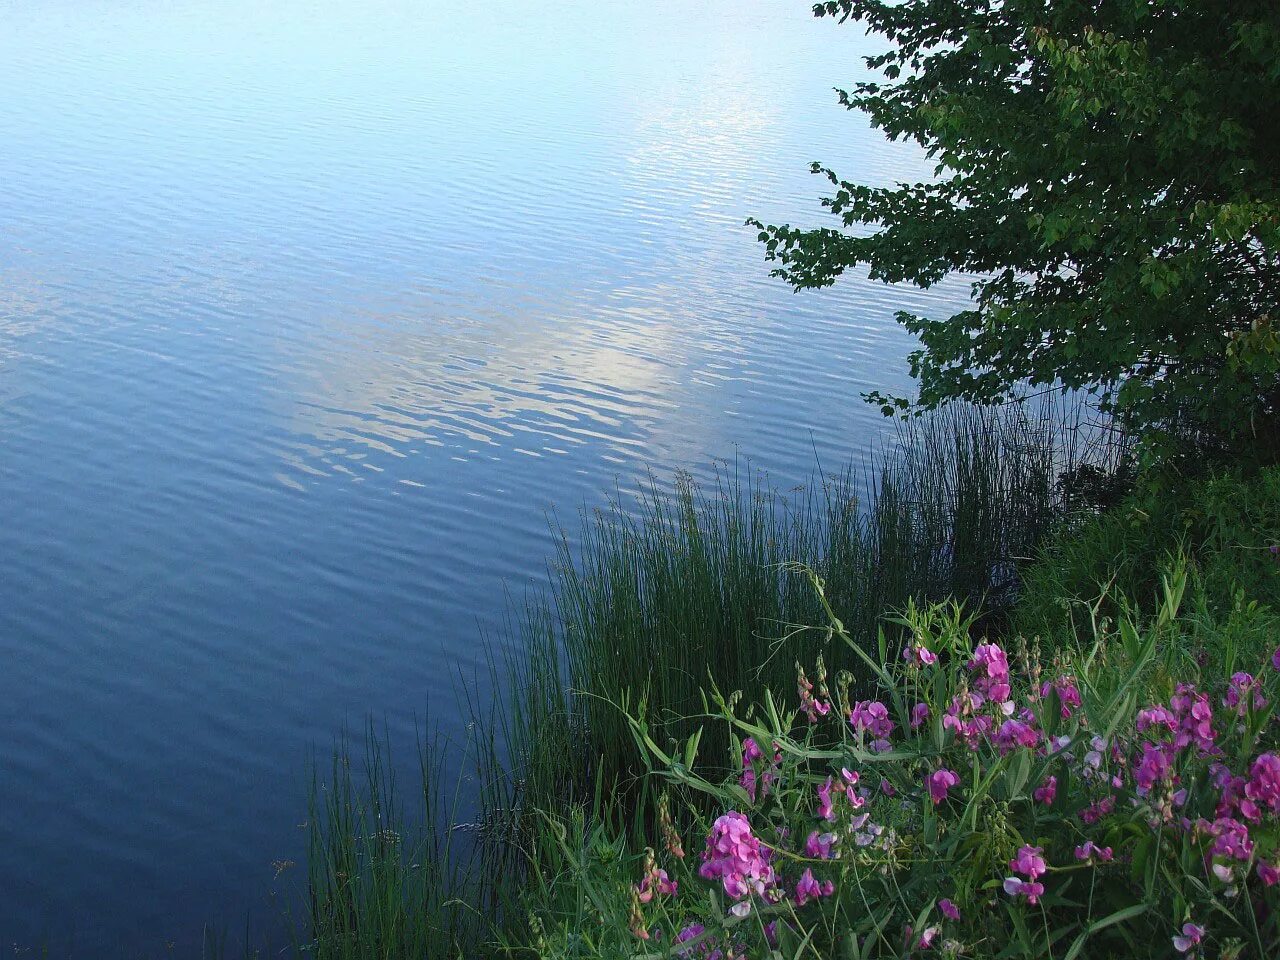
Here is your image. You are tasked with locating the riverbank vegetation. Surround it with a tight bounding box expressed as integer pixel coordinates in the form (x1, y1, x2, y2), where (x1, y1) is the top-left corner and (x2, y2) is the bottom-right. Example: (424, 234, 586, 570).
(289, 0, 1280, 956)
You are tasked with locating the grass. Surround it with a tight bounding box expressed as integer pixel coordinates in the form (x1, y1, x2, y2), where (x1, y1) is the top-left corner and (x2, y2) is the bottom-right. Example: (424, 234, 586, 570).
(291, 398, 1140, 958)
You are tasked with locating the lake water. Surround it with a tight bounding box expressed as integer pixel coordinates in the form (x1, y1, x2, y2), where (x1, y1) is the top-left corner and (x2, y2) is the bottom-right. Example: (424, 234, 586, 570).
(0, 1, 969, 952)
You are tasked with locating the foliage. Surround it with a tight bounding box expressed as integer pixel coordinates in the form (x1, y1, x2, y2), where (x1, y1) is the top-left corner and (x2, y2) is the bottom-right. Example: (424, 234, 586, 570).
(750, 0, 1280, 465)
(1016, 466, 1280, 647)
(496, 403, 1102, 833)
(532, 562, 1280, 958)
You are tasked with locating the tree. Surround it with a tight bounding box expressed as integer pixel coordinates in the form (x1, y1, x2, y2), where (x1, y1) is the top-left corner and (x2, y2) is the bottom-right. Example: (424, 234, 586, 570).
(752, 0, 1280, 466)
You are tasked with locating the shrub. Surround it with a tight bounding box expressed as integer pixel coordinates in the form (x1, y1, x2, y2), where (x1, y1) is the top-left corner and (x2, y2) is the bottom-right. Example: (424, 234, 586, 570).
(535, 562, 1280, 958)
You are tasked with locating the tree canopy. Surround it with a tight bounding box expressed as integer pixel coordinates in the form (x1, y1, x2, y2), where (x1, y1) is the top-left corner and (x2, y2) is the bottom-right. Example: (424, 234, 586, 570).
(753, 0, 1280, 465)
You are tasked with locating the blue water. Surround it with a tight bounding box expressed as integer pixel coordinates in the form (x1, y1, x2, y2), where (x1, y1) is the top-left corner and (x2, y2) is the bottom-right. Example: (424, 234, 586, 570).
(0, 1, 968, 952)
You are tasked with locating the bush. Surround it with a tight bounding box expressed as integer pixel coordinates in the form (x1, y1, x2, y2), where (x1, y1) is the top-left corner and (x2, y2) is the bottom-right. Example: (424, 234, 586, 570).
(532, 562, 1280, 958)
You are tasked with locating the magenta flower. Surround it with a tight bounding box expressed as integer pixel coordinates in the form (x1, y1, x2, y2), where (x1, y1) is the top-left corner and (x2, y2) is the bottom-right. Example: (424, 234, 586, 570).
(1002, 876, 1045, 904)
(1172, 922, 1204, 953)
(916, 925, 941, 949)
(1040, 676, 1082, 718)
(1033, 775, 1057, 805)
(968, 642, 1012, 702)
(1081, 794, 1115, 824)
(634, 867, 677, 903)
(816, 776, 835, 820)
(1245, 753, 1280, 815)
(1224, 672, 1267, 715)
(925, 767, 960, 805)
(849, 700, 895, 751)
(1010, 844, 1046, 880)
(1073, 840, 1113, 863)
(793, 867, 834, 906)
(1272, 646, 1280, 671)
(804, 830, 837, 860)
(911, 701, 931, 729)
(903, 644, 938, 667)
(699, 811, 776, 902)
(1134, 741, 1174, 795)
(995, 718, 1041, 754)
(938, 898, 960, 920)
(1258, 861, 1280, 886)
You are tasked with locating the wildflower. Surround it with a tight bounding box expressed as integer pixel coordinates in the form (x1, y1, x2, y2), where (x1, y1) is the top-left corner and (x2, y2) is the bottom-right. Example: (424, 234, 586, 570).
(850, 700, 895, 751)
(938, 898, 960, 920)
(797, 662, 831, 723)
(739, 738, 780, 801)
(1134, 741, 1173, 795)
(916, 925, 941, 949)
(880, 778, 896, 797)
(995, 718, 1041, 754)
(1081, 795, 1115, 824)
(1257, 861, 1280, 886)
(1002, 876, 1045, 904)
(793, 868, 833, 906)
(1073, 840, 1112, 863)
(658, 793, 685, 859)
(968, 642, 1012, 702)
(903, 644, 938, 667)
(1272, 646, 1280, 671)
(1170, 684, 1216, 755)
(1224, 672, 1267, 715)
(911, 701, 930, 729)
(1137, 705, 1178, 734)
(943, 690, 993, 750)
(1033, 775, 1057, 805)
(816, 776, 836, 820)
(1171, 922, 1204, 953)
(1010, 844, 1047, 881)
(1245, 753, 1280, 815)
(1040, 676, 1082, 718)
(804, 830, 837, 859)
(1208, 817, 1253, 861)
(925, 768, 960, 805)
(699, 812, 776, 902)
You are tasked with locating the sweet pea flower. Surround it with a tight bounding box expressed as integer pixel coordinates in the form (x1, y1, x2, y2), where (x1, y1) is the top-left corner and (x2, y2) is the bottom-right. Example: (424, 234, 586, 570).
(916, 925, 941, 949)
(804, 830, 837, 859)
(995, 718, 1041, 754)
(1272, 646, 1280, 671)
(1002, 876, 1045, 904)
(793, 868, 834, 906)
(699, 812, 776, 902)
(1245, 753, 1280, 815)
(1010, 844, 1046, 880)
(816, 776, 835, 820)
(925, 767, 960, 805)
(903, 644, 938, 667)
(1224, 672, 1267, 715)
(1040, 676, 1082, 718)
(1172, 922, 1204, 953)
(938, 898, 960, 920)
(1073, 840, 1112, 863)
(850, 700, 895, 751)
(1033, 775, 1057, 805)
(911, 701, 931, 729)
(969, 642, 1012, 702)
(1258, 861, 1280, 886)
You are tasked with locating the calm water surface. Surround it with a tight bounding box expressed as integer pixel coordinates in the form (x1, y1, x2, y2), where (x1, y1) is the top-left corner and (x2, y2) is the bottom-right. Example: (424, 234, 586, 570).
(0, 1, 968, 951)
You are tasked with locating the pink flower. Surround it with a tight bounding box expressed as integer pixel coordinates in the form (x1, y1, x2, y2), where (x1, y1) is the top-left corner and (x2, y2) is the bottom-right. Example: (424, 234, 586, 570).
(1170, 684, 1216, 755)
(1033, 775, 1057, 805)
(1002, 876, 1045, 904)
(804, 830, 837, 860)
(1134, 741, 1174, 795)
(1245, 753, 1280, 815)
(925, 768, 960, 805)
(816, 777, 836, 820)
(911, 701, 931, 729)
(1040, 676, 1082, 718)
(1081, 794, 1115, 824)
(849, 700, 895, 751)
(916, 925, 941, 949)
(1010, 844, 1046, 881)
(699, 812, 776, 902)
(1172, 922, 1204, 953)
(1136, 705, 1177, 734)
(1073, 840, 1113, 863)
(793, 868, 833, 906)
(1257, 861, 1280, 886)
(634, 868, 677, 902)
(969, 642, 1011, 702)
(1224, 672, 1267, 715)
(1208, 817, 1253, 861)
(938, 898, 960, 920)
(995, 718, 1041, 754)
(1272, 646, 1280, 671)
(903, 644, 938, 667)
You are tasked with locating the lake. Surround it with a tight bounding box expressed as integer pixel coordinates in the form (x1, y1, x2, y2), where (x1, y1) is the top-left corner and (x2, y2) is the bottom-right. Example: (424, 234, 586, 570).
(0, 0, 969, 952)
